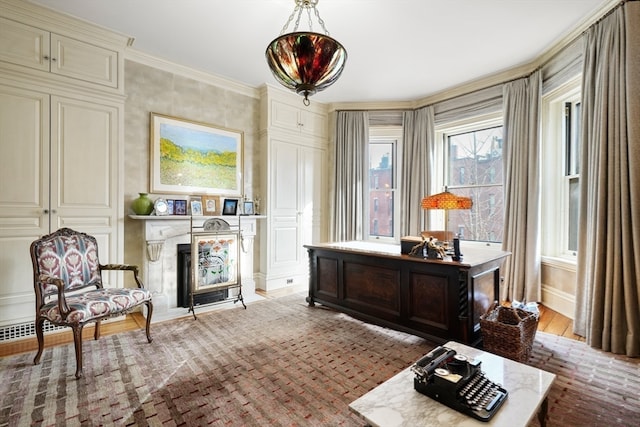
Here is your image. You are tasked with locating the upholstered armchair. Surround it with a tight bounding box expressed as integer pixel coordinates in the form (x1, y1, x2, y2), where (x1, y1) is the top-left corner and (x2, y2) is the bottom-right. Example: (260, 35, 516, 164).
(30, 228, 153, 379)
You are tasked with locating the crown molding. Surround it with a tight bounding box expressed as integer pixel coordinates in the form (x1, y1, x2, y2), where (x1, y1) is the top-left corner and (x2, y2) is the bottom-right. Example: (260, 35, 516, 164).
(536, 0, 621, 66)
(3, 0, 132, 48)
(125, 48, 260, 100)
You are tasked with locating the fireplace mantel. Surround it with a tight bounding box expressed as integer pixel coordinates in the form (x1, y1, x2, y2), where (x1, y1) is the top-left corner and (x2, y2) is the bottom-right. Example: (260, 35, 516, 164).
(130, 215, 266, 320)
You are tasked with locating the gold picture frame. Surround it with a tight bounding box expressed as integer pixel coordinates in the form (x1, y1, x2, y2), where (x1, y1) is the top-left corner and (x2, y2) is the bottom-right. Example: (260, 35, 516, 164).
(202, 195, 220, 216)
(149, 113, 243, 196)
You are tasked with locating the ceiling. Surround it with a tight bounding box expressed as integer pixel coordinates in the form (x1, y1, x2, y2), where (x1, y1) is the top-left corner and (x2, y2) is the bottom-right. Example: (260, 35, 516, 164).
(29, 0, 611, 104)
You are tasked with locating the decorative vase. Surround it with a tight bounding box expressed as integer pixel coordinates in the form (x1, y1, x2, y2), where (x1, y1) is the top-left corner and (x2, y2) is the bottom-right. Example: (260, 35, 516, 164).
(131, 192, 154, 215)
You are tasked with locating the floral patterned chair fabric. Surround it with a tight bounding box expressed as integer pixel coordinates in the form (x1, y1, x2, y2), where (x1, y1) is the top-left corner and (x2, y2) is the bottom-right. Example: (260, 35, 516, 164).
(30, 228, 153, 379)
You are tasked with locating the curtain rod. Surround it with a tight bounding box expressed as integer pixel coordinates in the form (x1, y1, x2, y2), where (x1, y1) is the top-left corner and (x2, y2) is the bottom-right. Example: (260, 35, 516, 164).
(586, 0, 631, 32)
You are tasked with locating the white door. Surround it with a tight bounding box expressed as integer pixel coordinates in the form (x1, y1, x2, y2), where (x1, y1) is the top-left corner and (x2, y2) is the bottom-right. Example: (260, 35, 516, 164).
(0, 85, 50, 325)
(266, 139, 326, 288)
(299, 145, 326, 256)
(0, 86, 120, 326)
(269, 139, 301, 273)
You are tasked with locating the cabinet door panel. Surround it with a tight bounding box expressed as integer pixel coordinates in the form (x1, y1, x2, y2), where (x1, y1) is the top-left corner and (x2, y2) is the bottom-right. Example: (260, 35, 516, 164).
(0, 86, 50, 326)
(0, 17, 50, 72)
(299, 109, 327, 138)
(272, 140, 299, 213)
(51, 34, 118, 88)
(0, 86, 49, 234)
(300, 146, 325, 246)
(54, 99, 110, 203)
(270, 99, 300, 133)
(51, 95, 118, 265)
(272, 222, 299, 265)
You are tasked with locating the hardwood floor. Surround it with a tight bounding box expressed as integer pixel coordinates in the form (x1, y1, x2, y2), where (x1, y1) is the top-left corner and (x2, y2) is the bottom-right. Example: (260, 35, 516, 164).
(0, 290, 583, 358)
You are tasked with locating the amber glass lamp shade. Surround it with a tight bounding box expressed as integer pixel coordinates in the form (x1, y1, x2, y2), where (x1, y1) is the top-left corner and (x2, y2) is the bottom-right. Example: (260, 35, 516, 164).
(421, 190, 473, 210)
(266, 31, 347, 105)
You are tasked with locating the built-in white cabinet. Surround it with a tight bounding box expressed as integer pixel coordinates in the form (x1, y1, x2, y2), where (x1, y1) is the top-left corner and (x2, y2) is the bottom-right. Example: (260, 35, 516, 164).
(258, 86, 329, 291)
(0, 16, 119, 89)
(269, 97, 328, 138)
(0, 82, 123, 326)
(0, 0, 127, 329)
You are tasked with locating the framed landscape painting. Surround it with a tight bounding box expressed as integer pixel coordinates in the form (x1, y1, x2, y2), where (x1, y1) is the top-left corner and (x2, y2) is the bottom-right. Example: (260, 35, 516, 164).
(150, 113, 243, 196)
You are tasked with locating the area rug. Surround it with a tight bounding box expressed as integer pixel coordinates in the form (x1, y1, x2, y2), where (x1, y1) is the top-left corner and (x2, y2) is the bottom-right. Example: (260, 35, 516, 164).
(0, 293, 431, 426)
(1, 294, 639, 427)
(527, 331, 640, 426)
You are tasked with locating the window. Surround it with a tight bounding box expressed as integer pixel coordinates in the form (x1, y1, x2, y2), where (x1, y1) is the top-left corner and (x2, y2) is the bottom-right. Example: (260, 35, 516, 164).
(565, 100, 581, 252)
(542, 77, 581, 259)
(437, 114, 504, 243)
(367, 127, 402, 241)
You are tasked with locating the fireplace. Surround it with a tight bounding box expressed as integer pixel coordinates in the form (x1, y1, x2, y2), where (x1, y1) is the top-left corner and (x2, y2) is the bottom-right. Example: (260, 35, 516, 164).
(131, 215, 260, 318)
(177, 243, 228, 308)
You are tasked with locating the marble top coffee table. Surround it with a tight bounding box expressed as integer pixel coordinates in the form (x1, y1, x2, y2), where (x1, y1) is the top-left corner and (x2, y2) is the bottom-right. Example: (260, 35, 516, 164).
(349, 341, 556, 427)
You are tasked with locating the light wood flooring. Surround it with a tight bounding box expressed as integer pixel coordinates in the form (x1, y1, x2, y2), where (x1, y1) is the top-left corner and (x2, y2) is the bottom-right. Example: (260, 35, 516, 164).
(0, 288, 583, 358)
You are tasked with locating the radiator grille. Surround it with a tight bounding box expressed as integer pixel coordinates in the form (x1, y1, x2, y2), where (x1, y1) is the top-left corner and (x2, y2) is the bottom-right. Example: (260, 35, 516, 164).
(0, 321, 66, 342)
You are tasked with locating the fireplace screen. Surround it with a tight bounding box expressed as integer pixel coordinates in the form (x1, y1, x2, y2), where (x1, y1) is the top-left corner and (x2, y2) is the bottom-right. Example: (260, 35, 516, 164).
(191, 231, 239, 293)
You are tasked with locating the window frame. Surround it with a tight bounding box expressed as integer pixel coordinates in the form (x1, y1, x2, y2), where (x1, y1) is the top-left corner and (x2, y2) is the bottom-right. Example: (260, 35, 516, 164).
(365, 126, 402, 243)
(541, 76, 581, 263)
(435, 112, 504, 245)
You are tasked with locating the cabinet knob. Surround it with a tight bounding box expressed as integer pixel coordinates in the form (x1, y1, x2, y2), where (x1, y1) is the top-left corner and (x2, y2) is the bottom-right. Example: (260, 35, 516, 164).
(51, 57, 57, 62)
(43, 209, 57, 214)
(43, 55, 49, 61)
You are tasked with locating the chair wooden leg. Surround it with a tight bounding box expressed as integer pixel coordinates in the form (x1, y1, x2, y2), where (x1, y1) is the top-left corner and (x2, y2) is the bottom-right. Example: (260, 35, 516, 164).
(94, 320, 101, 340)
(145, 301, 153, 343)
(72, 324, 84, 379)
(33, 317, 45, 365)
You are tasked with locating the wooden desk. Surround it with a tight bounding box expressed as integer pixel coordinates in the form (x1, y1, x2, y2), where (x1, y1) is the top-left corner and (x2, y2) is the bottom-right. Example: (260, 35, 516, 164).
(349, 341, 556, 427)
(305, 241, 510, 345)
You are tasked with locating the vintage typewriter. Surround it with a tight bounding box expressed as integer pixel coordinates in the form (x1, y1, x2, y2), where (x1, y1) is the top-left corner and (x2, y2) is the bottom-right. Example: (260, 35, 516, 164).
(411, 346, 508, 422)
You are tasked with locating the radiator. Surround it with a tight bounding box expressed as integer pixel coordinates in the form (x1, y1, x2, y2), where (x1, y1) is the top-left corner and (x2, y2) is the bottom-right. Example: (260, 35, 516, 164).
(0, 321, 66, 342)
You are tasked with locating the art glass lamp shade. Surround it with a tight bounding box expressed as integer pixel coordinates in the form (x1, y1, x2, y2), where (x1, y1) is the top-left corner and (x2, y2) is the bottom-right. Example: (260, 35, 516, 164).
(266, 31, 347, 104)
(421, 190, 473, 210)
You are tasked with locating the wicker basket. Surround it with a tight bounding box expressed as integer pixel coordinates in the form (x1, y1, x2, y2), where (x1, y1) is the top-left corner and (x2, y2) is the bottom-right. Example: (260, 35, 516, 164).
(480, 302, 539, 362)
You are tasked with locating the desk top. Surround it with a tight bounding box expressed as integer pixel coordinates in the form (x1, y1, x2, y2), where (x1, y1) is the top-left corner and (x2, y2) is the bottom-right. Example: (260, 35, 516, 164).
(349, 341, 555, 427)
(305, 241, 510, 268)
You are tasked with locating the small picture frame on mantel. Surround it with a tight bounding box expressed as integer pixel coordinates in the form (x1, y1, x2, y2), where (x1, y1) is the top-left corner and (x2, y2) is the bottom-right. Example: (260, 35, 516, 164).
(222, 198, 239, 215)
(202, 195, 220, 215)
(242, 201, 254, 215)
(174, 199, 187, 215)
(190, 199, 203, 216)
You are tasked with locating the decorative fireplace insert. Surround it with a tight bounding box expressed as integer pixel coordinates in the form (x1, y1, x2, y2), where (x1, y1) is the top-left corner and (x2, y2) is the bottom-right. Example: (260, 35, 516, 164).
(182, 219, 246, 319)
(177, 244, 228, 308)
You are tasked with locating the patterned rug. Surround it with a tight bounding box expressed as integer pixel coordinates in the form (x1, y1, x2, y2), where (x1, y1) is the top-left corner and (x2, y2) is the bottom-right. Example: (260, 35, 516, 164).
(527, 331, 640, 426)
(0, 294, 431, 426)
(1, 293, 638, 426)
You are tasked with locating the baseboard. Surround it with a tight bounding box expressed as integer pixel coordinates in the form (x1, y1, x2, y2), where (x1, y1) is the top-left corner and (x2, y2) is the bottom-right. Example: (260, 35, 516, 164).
(255, 272, 308, 291)
(541, 284, 575, 319)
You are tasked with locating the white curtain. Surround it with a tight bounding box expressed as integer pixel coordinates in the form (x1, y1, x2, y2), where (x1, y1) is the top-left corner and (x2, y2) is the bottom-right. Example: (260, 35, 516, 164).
(332, 111, 369, 241)
(501, 71, 542, 303)
(574, 1, 640, 357)
(401, 106, 435, 236)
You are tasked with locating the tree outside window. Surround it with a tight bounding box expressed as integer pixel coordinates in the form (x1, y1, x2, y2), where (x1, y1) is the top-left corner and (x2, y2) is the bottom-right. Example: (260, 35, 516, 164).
(446, 126, 504, 242)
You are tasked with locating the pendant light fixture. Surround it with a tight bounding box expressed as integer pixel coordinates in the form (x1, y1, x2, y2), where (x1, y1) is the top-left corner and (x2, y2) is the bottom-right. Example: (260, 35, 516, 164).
(265, 0, 347, 106)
